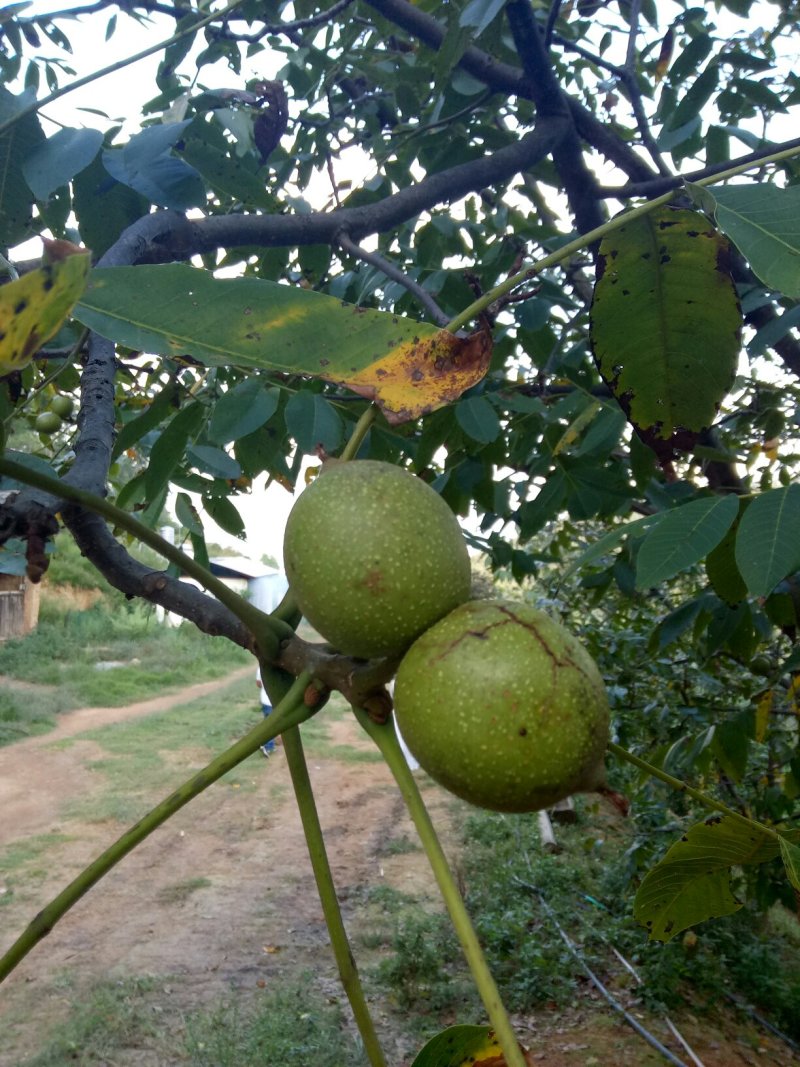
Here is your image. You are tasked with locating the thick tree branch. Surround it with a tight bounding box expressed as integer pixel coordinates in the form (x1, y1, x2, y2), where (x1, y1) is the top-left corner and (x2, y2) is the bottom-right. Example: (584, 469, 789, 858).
(598, 135, 800, 198)
(505, 0, 605, 236)
(195, 119, 567, 252)
(364, 0, 655, 184)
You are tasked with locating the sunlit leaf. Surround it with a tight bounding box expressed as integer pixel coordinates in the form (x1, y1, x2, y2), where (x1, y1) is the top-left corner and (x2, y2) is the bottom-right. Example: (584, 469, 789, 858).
(591, 207, 741, 453)
(635, 495, 739, 589)
(734, 484, 800, 598)
(0, 244, 91, 375)
(634, 815, 779, 941)
(708, 184, 800, 299)
(74, 264, 491, 424)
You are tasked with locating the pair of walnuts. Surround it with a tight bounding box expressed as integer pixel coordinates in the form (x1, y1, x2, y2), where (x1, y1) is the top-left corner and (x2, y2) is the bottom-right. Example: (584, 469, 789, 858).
(283, 460, 609, 813)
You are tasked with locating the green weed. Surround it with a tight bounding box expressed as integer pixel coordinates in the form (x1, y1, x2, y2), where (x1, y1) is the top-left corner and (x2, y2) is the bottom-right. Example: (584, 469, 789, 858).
(155, 876, 211, 905)
(184, 976, 369, 1066)
(20, 975, 171, 1066)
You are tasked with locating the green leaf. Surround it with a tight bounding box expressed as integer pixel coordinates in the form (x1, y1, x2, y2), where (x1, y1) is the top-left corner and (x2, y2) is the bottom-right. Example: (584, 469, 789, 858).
(734, 485, 800, 598)
(186, 444, 240, 479)
(411, 1024, 500, 1067)
(175, 491, 203, 536)
(178, 133, 273, 209)
(779, 836, 800, 891)
(455, 395, 500, 443)
(0, 87, 44, 246)
(145, 401, 205, 499)
(459, 0, 506, 36)
(705, 501, 749, 604)
(710, 184, 800, 298)
(635, 495, 739, 589)
(203, 493, 245, 538)
(591, 207, 741, 445)
(74, 264, 489, 424)
(634, 815, 780, 941)
(73, 151, 150, 258)
(558, 513, 659, 584)
(102, 122, 206, 210)
(112, 380, 180, 461)
(284, 392, 343, 454)
(22, 126, 103, 200)
(208, 380, 278, 445)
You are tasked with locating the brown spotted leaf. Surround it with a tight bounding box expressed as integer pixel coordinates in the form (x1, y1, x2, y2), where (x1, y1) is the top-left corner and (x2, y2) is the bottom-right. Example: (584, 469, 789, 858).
(0, 242, 91, 375)
(590, 206, 741, 458)
(74, 264, 490, 424)
(633, 814, 780, 941)
(340, 326, 492, 425)
(411, 1024, 534, 1067)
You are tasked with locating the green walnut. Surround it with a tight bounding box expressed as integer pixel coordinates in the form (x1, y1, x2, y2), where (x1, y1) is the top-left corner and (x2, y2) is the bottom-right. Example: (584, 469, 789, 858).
(394, 599, 609, 813)
(50, 394, 74, 418)
(34, 411, 62, 434)
(283, 460, 471, 659)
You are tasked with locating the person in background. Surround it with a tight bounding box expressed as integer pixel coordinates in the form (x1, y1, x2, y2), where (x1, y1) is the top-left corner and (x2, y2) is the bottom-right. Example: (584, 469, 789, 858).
(256, 667, 277, 757)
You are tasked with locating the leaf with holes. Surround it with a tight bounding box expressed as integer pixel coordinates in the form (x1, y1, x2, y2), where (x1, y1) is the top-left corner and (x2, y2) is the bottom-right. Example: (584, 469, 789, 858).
(74, 264, 491, 424)
(634, 815, 780, 941)
(590, 207, 741, 455)
(0, 243, 91, 375)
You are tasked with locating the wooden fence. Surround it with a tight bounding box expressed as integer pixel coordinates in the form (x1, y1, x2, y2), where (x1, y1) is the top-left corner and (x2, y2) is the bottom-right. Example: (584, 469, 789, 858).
(0, 573, 40, 641)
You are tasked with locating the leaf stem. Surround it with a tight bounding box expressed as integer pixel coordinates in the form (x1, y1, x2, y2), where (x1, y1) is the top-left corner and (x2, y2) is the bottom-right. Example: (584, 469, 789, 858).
(340, 403, 378, 461)
(446, 143, 800, 334)
(0, 672, 313, 984)
(607, 740, 780, 841)
(0, 455, 290, 654)
(354, 708, 528, 1067)
(282, 724, 388, 1067)
(0, 0, 248, 139)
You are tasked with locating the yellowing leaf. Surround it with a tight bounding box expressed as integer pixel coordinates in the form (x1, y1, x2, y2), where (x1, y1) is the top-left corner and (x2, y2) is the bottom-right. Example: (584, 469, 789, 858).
(0, 245, 90, 374)
(754, 689, 773, 743)
(75, 264, 491, 424)
(341, 327, 493, 425)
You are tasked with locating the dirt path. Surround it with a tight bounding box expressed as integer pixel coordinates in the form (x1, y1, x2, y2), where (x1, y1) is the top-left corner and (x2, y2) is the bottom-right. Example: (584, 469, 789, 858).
(0, 673, 453, 1066)
(0, 667, 254, 849)
(0, 676, 797, 1067)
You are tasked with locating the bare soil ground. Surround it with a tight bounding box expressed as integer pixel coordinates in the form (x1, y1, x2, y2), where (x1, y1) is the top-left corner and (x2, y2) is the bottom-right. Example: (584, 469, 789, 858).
(0, 673, 797, 1067)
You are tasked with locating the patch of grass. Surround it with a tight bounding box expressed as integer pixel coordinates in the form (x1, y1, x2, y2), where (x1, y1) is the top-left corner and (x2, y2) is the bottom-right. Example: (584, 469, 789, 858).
(62, 675, 263, 823)
(0, 832, 73, 906)
(184, 976, 369, 1066)
(0, 687, 72, 746)
(0, 603, 251, 709)
(20, 975, 174, 1066)
(155, 876, 211, 905)
(379, 835, 420, 856)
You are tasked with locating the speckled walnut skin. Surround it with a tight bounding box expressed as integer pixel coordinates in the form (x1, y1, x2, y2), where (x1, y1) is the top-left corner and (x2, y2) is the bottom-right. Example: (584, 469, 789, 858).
(394, 600, 609, 813)
(283, 460, 471, 660)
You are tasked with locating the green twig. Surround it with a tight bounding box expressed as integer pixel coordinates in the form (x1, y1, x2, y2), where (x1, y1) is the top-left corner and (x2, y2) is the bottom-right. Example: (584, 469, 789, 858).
(0, 672, 313, 984)
(340, 403, 378, 461)
(0, 455, 290, 654)
(607, 740, 780, 841)
(354, 708, 528, 1067)
(0, 0, 247, 139)
(446, 142, 800, 334)
(259, 666, 387, 1065)
(283, 726, 388, 1066)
